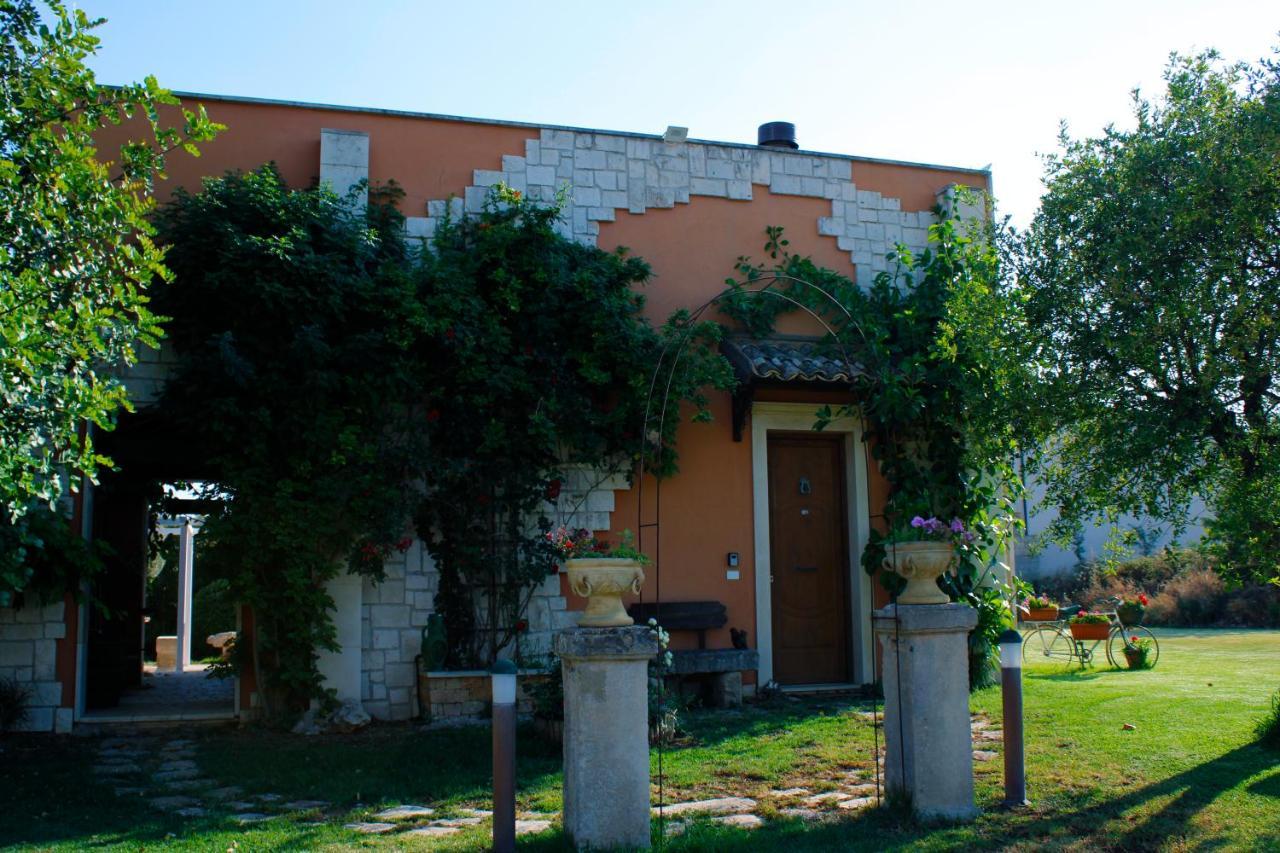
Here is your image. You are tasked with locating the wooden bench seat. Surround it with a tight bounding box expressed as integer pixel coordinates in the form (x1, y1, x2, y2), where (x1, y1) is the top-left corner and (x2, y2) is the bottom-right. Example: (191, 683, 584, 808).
(626, 601, 755, 707)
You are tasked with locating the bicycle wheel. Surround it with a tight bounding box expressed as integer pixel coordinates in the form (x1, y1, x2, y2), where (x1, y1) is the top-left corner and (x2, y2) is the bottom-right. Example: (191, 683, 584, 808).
(1107, 626, 1160, 670)
(1021, 625, 1076, 670)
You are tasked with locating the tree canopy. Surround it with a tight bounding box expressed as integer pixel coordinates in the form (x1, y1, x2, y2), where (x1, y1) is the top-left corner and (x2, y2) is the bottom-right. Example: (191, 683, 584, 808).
(1019, 47, 1280, 583)
(0, 0, 219, 604)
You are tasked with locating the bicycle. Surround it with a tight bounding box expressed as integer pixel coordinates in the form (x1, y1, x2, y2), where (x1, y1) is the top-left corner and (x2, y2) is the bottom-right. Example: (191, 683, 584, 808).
(1020, 602, 1082, 670)
(1093, 596, 1160, 670)
(1020, 598, 1160, 670)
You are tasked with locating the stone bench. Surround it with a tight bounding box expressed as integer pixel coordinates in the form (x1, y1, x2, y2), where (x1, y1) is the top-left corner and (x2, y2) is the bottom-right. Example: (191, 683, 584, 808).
(626, 601, 757, 708)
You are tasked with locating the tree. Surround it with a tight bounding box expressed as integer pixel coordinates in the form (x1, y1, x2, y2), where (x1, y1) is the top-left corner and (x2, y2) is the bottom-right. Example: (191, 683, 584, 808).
(153, 168, 424, 713)
(0, 0, 219, 603)
(1019, 47, 1280, 584)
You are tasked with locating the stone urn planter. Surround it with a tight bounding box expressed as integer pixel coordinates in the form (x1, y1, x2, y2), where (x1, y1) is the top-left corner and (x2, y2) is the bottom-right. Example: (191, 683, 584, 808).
(565, 558, 646, 627)
(883, 541, 955, 605)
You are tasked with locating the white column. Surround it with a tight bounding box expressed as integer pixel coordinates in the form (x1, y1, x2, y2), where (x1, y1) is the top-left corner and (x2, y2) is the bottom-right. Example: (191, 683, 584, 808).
(175, 519, 196, 672)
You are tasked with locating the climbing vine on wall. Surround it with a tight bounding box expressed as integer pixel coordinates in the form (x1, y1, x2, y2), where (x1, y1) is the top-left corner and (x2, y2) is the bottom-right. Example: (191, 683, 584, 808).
(723, 200, 1032, 687)
(152, 171, 732, 712)
(412, 187, 732, 667)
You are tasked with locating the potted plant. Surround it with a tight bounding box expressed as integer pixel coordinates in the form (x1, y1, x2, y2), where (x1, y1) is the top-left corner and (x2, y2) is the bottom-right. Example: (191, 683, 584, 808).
(1021, 592, 1059, 622)
(1116, 594, 1149, 626)
(883, 516, 971, 605)
(1068, 610, 1111, 641)
(549, 527, 648, 627)
(1122, 634, 1154, 669)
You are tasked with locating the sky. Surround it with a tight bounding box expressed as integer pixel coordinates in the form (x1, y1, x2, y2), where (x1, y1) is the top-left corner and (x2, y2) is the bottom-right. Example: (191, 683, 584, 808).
(81, 0, 1279, 226)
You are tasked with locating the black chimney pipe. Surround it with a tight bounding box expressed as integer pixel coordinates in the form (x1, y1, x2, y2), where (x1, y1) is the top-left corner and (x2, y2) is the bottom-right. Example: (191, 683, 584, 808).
(757, 121, 798, 149)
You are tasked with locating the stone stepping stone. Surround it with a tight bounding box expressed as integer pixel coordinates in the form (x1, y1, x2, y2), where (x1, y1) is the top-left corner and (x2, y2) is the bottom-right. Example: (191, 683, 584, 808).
(205, 786, 244, 801)
(227, 801, 259, 811)
(431, 817, 485, 827)
(372, 804, 434, 821)
(844, 783, 878, 797)
(154, 769, 201, 782)
(769, 787, 810, 798)
(176, 807, 207, 818)
(150, 795, 200, 811)
(657, 797, 757, 816)
(973, 749, 998, 762)
(713, 814, 763, 829)
(837, 796, 876, 811)
(94, 763, 141, 775)
(283, 800, 329, 811)
(256, 793, 283, 803)
(345, 822, 397, 834)
(779, 807, 823, 821)
(516, 819, 554, 835)
(162, 739, 196, 749)
(113, 786, 145, 797)
(803, 791, 850, 806)
(233, 813, 271, 824)
(158, 759, 198, 773)
(975, 730, 1004, 742)
(99, 748, 146, 758)
(165, 778, 214, 792)
(405, 826, 461, 838)
(462, 808, 494, 817)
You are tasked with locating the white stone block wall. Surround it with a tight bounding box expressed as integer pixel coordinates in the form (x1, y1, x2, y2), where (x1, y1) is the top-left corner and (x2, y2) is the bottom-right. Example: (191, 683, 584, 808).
(404, 130, 939, 286)
(320, 128, 370, 206)
(358, 467, 629, 721)
(0, 600, 71, 732)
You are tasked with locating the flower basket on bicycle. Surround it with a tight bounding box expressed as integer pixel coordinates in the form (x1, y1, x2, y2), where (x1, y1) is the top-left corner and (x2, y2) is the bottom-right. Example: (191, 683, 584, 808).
(1069, 611, 1110, 641)
(1116, 594, 1149, 626)
(1020, 592, 1059, 622)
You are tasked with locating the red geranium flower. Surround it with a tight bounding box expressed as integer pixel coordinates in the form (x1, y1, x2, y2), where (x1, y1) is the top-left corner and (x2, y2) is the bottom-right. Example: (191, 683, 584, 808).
(1138, 594, 1149, 606)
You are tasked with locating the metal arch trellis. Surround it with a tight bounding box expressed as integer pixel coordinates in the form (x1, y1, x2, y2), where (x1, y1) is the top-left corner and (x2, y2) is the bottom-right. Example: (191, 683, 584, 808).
(633, 273, 908, 841)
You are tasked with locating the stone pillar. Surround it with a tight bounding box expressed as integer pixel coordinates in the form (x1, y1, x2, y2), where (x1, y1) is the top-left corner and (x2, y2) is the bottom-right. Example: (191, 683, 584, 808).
(874, 603, 979, 821)
(554, 626, 658, 850)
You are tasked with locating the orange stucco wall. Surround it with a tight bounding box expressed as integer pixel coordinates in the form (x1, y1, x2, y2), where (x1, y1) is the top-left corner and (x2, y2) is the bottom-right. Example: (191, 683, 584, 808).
(98, 94, 988, 678)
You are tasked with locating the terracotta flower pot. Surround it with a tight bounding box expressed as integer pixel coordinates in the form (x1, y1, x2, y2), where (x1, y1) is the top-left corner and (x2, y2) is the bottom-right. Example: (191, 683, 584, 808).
(1069, 622, 1111, 641)
(1123, 648, 1144, 669)
(884, 541, 955, 605)
(1026, 606, 1059, 622)
(565, 558, 646, 627)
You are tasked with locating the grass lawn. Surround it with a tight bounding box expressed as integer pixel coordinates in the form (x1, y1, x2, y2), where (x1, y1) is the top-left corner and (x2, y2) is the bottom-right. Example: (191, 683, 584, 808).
(1, 628, 1277, 850)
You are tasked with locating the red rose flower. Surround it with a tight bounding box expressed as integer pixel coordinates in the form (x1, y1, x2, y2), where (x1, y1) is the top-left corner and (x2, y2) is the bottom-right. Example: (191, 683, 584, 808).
(516, 619, 528, 633)
(1138, 594, 1149, 606)
(545, 479, 562, 500)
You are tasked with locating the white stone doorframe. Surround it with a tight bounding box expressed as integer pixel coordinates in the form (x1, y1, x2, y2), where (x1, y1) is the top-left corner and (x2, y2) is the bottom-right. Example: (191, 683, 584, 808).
(750, 402, 874, 686)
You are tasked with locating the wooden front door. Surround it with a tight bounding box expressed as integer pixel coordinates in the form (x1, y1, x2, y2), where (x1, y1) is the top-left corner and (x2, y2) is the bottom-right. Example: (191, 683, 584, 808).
(768, 433, 851, 685)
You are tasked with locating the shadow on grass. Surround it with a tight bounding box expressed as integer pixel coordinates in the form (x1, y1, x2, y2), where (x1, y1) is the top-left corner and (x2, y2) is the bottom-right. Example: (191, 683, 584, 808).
(0, 723, 566, 849)
(1013, 742, 1279, 849)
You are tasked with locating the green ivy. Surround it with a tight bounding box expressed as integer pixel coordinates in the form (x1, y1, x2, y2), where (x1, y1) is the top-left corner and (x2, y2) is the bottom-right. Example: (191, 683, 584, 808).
(413, 187, 732, 667)
(723, 205, 1031, 685)
(152, 173, 732, 710)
